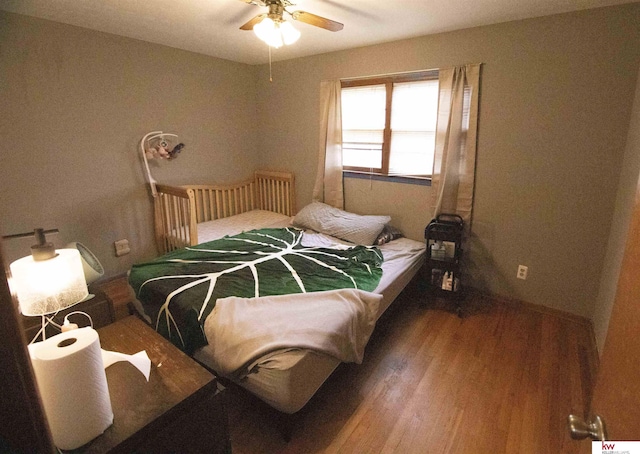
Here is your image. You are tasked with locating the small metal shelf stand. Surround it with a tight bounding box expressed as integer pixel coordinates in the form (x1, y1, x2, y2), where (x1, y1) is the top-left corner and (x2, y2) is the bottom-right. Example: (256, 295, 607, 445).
(424, 213, 465, 316)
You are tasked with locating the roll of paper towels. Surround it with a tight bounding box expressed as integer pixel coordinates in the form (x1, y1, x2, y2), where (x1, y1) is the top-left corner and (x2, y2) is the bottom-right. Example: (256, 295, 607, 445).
(28, 327, 114, 450)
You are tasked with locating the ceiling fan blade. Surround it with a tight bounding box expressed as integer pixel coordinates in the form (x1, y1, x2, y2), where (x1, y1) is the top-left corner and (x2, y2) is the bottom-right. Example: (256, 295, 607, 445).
(240, 14, 266, 30)
(291, 11, 344, 32)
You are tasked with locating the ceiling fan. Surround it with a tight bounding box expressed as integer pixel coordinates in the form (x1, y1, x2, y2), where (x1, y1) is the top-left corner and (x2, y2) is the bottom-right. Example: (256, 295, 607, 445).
(239, 0, 343, 48)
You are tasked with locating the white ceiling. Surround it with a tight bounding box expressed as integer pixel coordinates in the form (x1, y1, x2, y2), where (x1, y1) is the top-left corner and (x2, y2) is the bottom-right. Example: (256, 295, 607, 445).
(1, 0, 636, 65)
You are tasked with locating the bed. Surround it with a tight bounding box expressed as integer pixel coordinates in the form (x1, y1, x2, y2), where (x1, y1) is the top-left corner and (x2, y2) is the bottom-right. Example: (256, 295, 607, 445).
(131, 171, 425, 418)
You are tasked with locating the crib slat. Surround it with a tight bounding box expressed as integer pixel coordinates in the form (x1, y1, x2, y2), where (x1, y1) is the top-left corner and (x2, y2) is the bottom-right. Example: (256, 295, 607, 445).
(249, 182, 255, 210)
(223, 190, 229, 218)
(207, 190, 214, 221)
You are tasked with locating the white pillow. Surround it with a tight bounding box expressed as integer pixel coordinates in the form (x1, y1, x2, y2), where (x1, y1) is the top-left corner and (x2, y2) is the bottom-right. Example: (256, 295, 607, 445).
(293, 202, 390, 246)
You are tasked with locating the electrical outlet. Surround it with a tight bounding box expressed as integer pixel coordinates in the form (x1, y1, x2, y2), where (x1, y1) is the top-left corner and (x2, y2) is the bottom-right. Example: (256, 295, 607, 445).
(114, 239, 130, 257)
(517, 265, 528, 280)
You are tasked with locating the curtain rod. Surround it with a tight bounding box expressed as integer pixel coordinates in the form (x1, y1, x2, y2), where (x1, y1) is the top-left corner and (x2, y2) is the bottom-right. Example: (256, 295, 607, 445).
(340, 68, 438, 82)
(338, 63, 483, 82)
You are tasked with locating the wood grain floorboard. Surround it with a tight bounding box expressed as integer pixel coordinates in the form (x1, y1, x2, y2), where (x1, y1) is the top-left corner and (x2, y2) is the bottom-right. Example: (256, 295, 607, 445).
(225, 282, 597, 454)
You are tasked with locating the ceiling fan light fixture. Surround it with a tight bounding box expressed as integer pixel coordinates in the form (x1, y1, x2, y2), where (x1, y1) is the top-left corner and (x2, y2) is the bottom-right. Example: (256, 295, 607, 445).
(253, 17, 299, 48)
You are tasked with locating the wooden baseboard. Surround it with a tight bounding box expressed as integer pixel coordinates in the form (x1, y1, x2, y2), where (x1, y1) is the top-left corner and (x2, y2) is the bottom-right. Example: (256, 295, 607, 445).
(477, 288, 591, 325)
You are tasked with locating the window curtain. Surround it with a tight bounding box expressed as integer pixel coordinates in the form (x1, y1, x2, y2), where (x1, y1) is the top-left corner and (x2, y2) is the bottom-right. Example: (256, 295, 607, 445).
(430, 63, 481, 229)
(312, 79, 344, 209)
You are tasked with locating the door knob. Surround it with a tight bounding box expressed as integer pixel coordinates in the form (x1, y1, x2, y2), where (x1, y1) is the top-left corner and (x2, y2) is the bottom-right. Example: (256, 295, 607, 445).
(567, 414, 608, 441)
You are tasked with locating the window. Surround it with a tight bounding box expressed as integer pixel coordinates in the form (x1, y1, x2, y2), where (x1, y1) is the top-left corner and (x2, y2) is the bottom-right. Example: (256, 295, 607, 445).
(341, 71, 439, 179)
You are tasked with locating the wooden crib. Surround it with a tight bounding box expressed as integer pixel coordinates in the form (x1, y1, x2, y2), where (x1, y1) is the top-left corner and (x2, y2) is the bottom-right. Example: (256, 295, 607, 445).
(153, 170, 295, 254)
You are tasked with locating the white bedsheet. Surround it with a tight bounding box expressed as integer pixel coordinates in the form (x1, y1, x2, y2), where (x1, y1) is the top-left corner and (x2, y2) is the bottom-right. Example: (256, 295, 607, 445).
(197, 209, 291, 243)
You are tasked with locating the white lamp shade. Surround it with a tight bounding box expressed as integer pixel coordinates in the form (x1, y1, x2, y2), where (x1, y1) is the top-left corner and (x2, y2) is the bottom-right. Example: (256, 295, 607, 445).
(280, 21, 300, 45)
(254, 18, 284, 48)
(10, 249, 88, 316)
(254, 18, 274, 42)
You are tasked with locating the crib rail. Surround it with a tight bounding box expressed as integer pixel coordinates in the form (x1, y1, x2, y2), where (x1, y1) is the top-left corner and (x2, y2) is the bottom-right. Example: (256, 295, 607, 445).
(255, 170, 295, 216)
(185, 178, 256, 224)
(153, 184, 196, 254)
(153, 170, 295, 254)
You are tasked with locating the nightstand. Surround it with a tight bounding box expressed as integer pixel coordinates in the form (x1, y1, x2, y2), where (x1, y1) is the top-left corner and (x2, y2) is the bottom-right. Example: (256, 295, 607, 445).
(67, 316, 231, 453)
(21, 290, 115, 342)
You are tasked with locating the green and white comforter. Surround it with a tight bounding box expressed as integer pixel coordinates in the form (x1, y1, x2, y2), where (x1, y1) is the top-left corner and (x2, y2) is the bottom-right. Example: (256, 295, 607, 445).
(128, 227, 383, 354)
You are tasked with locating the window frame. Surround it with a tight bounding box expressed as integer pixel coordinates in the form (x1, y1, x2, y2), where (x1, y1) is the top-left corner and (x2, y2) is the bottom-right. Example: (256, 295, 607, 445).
(341, 70, 439, 180)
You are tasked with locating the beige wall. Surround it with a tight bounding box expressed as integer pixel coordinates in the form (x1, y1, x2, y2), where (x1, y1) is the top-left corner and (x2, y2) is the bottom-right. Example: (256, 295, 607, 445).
(344, 178, 430, 242)
(255, 4, 640, 317)
(0, 12, 259, 276)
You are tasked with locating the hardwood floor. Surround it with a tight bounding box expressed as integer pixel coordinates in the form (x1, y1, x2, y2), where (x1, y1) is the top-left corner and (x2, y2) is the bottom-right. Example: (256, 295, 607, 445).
(225, 282, 598, 454)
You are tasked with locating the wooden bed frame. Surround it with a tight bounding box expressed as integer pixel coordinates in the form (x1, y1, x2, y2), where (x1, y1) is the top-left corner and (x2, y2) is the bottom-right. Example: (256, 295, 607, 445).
(153, 170, 295, 254)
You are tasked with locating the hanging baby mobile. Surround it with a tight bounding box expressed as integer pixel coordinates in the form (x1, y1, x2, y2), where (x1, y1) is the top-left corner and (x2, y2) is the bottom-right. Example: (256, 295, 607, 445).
(139, 130, 186, 197)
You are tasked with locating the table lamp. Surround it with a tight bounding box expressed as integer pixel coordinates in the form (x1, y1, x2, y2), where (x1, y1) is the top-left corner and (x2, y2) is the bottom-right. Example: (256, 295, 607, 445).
(4, 228, 88, 339)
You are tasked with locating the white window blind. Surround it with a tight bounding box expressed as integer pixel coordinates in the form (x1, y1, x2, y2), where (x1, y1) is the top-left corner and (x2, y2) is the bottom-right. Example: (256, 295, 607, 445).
(341, 84, 386, 171)
(389, 80, 439, 176)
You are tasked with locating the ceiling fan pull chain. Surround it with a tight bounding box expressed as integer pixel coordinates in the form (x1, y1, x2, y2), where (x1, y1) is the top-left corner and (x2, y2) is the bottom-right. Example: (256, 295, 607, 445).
(269, 45, 273, 82)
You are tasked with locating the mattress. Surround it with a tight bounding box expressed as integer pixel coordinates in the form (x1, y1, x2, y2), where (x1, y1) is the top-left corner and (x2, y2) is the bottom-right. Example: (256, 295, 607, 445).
(193, 232, 425, 413)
